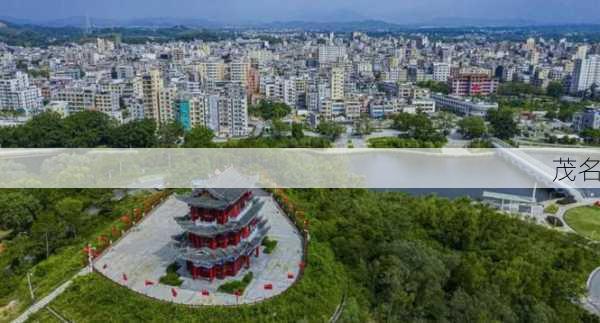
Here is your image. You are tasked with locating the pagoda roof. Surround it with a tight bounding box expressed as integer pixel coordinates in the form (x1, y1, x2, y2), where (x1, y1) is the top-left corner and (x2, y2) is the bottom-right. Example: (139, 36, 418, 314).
(174, 224, 269, 268)
(175, 199, 266, 237)
(177, 188, 249, 210)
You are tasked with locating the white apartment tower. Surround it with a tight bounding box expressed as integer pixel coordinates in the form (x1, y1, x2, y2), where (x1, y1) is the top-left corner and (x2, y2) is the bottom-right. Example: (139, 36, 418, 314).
(571, 55, 600, 93)
(433, 63, 450, 82)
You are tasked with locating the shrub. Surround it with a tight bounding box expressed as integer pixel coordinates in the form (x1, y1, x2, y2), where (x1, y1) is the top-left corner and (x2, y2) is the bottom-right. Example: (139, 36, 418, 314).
(544, 204, 559, 214)
(217, 272, 253, 294)
(557, 196, 577, 205)
(262, 237, 278, 254)
(159, 262, 183, 286)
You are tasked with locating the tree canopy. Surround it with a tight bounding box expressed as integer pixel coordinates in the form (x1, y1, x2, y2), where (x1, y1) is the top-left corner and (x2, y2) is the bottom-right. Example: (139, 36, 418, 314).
(393, 112, 447, 143)
(487, 109, 520, 140)
(183, 125, 215, 148)
(458, 116, 487, 139)
(249, 101, 292, 120)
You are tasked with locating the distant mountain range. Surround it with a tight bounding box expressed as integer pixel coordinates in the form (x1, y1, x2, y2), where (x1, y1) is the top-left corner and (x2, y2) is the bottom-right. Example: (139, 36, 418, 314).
(0, 15, 594, 31)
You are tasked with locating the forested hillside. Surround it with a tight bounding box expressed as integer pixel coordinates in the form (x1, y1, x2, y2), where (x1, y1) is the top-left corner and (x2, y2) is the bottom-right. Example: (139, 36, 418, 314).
(2, 189, 598, 322)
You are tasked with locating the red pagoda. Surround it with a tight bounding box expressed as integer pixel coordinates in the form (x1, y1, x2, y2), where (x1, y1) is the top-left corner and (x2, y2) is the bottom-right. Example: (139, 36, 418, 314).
(174, 188, 269, 281)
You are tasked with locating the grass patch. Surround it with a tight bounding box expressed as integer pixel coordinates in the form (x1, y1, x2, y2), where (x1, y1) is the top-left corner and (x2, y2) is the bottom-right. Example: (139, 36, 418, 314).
(564, 206, 600, 240)
(544, 203, 559, 214)
(262, 237, 278, 254)
(27, 240, 344, 323)
(217, 272, 253, 294)
(159, 262, 183, 287)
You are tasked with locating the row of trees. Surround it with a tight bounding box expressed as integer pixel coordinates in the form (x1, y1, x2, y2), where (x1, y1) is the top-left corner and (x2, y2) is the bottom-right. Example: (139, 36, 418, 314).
(0, 111, 333, 148)
(497, 81, 565, 98)
(248, 100, 291, 121)
(0, 112, 169, 148)
(393, 112, 447, 144)
(417, 80, 450, 94)
(456, 109, 520, 141)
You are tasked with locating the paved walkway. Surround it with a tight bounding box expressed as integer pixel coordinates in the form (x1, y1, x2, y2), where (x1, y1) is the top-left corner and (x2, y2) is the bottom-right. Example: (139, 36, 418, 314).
(585, 267, 600, 314)
(11, 268, 89, 323)
(94, 194, 303, 305)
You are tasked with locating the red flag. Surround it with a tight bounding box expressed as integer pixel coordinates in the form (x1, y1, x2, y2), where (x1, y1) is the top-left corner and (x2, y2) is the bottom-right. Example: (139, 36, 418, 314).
(144, 280, 154, 286)
(234, 290, 241, 296)
(122, 273, 128, 282)
(171, 288, 178, 297)
(201, 290, 210, 296)
(264, 283, 273, 290)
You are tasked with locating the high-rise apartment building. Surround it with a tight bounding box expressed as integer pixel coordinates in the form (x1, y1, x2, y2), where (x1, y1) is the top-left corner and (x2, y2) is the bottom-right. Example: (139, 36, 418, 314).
(449, 73, 499, 97)
(318, 46, 347, 64)
(331, 67, 345, 100)
(570, 55, 600, 93)
(142, 69, 163, 121)
(433, 62, 450, 82)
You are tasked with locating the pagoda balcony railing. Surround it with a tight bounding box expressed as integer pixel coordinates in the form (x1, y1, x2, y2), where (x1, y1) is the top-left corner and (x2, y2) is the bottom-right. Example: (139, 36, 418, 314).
(174, 225, 270, 269)
(177, 218, 268, 252)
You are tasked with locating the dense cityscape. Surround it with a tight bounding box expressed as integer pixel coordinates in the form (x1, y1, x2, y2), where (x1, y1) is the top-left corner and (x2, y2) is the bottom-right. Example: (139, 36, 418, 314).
(1, 24, 600, 149)
(2, 1, 600, 322)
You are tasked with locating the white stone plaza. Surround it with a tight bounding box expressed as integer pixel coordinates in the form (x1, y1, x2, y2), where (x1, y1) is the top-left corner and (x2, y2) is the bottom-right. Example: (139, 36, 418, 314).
(93, 191, 304, 305)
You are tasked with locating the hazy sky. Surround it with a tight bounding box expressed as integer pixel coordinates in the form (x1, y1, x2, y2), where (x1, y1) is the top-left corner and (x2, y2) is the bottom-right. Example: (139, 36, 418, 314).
(1, 0, 598, 23)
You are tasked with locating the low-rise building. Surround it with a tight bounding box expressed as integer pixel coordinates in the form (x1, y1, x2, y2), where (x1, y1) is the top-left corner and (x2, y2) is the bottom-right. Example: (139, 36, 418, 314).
(573, 107, 600, 132)
(431, 94, 498, 117)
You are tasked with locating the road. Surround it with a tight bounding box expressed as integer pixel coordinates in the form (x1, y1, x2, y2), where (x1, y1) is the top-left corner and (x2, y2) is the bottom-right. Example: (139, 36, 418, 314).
(11, 268, 89, 323)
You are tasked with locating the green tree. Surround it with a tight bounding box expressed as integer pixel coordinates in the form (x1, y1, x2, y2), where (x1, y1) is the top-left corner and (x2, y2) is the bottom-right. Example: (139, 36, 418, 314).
(393, 112, 446, 142)
(20, 112, 67, 147)
(249, 101, 292, 120)
(353, 114, 373, 136)
(63, 111, 114, 147)
(417, 80, 450, 94)
(317, 121, 345, 141)
(183, 125, 215, 148)
(110, 119, 157, 148)
(156, 121, 184, 147)
(546, 81, 565, 98)
(458, 116, 487, 139)
(55, 197, 84, 238)
(372, 241, 449, 321)
(0, 192, 41, 233)
(498, 82, 542, 96)
(30, 212, 64, 258)
(487, 109, 519, 140)
(291, 123, 304, 140)
(581, 128, 600, 145)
